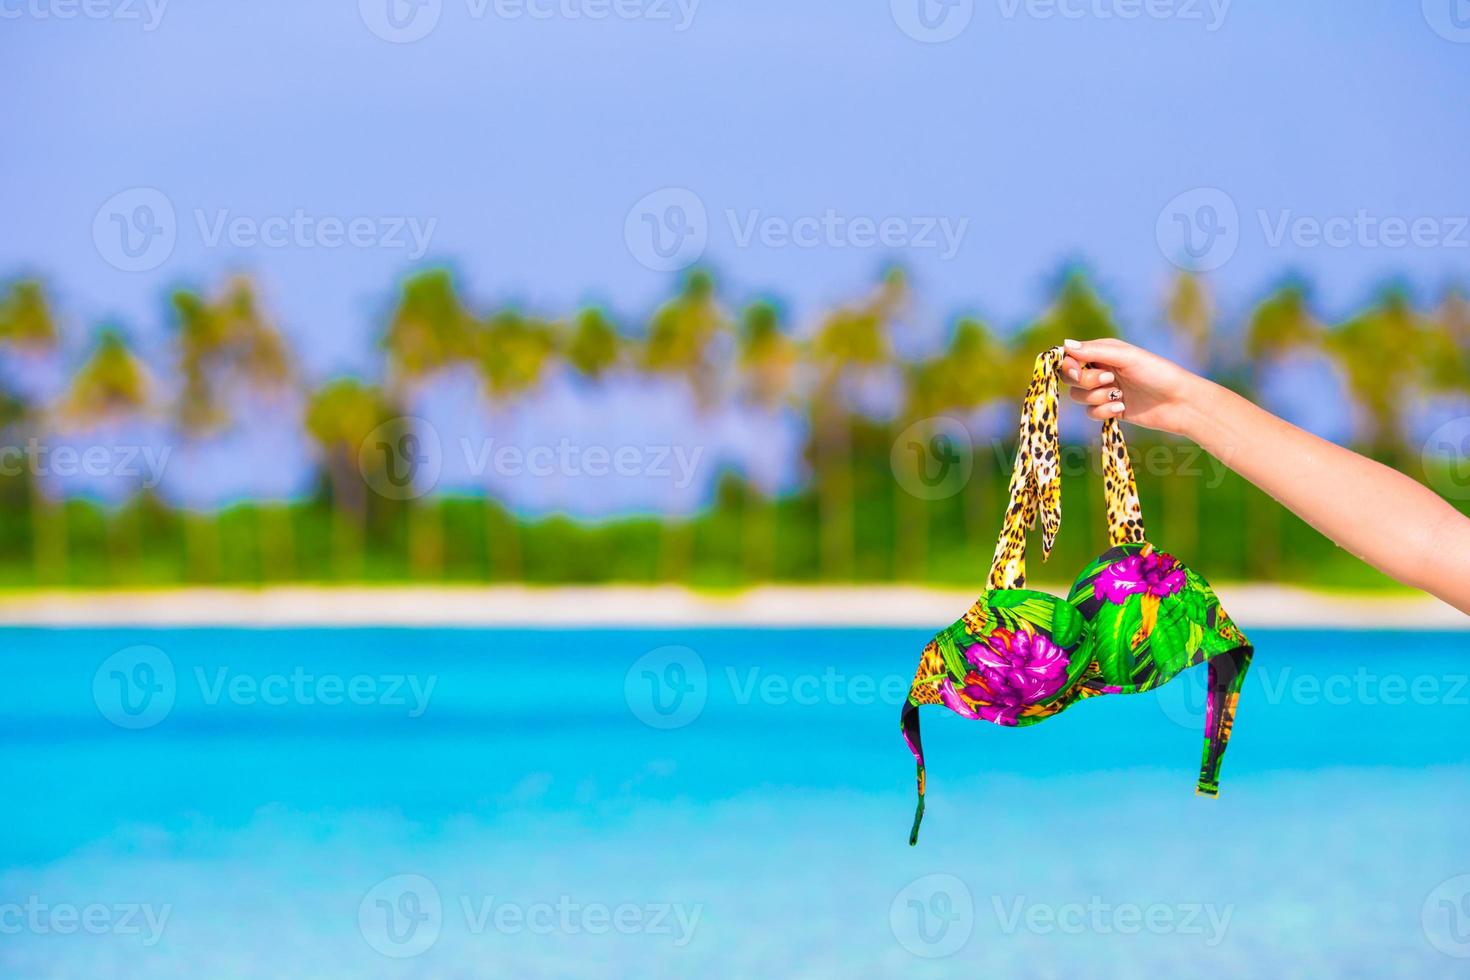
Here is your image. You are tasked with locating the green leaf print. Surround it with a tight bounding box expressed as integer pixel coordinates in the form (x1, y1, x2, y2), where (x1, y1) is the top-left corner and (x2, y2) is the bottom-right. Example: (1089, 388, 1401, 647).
(1145, 601, 1192, 679)
(936, 630, 969, 681)
(1048, 599, 1084, 649)
(1089, 600, 1135, 686)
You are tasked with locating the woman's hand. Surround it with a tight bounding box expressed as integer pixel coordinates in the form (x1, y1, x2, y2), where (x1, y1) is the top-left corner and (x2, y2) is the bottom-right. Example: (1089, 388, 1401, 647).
(1060, 337, 1205, 437)
(1059, 336, 1470, 615)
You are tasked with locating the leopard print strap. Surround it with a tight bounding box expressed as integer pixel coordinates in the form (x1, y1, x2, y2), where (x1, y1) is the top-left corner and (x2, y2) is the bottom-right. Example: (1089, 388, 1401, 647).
(1101, 416, 1146, 546)
(987, 348, 1064, 589)
(986, 347, 1147, 589)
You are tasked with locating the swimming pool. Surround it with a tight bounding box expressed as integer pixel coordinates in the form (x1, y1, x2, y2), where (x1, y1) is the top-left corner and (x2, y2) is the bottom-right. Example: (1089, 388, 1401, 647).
(3, 627, 1468, 977)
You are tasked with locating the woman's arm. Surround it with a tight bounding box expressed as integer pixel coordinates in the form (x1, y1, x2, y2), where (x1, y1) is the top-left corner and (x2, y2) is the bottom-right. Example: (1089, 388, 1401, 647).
(1060, 337, 1470, 615)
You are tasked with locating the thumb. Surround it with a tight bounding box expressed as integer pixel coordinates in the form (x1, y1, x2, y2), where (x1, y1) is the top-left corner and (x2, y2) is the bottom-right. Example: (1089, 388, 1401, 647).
(1064, 337, 1139, 370)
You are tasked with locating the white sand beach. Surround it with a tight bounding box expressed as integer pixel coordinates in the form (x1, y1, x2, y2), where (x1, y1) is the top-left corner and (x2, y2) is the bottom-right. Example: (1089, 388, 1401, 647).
(0, 584, 1463, 629)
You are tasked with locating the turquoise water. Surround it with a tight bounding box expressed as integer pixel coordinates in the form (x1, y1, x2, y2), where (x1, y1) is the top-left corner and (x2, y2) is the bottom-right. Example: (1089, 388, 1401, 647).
(3, 627, 1468, 978)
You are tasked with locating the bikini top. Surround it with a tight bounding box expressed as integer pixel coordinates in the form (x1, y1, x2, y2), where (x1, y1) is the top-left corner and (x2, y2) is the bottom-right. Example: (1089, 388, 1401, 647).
(900, 346, 1254, 845)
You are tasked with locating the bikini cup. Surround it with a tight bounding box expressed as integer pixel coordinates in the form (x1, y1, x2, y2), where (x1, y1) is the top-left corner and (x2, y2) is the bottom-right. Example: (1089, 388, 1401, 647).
(901, 346, 1254, 845)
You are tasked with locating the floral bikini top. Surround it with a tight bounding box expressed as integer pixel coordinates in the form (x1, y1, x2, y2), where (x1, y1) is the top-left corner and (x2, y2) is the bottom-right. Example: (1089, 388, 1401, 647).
(901, 346, 1254, 845)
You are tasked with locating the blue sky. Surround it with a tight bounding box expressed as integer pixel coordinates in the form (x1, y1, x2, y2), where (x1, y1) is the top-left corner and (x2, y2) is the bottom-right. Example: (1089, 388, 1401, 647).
(5, 1, 1468, 380)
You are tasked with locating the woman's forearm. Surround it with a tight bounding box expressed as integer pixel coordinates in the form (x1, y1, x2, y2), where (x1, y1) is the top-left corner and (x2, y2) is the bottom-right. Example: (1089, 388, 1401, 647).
(1179, 377, 1470, 613)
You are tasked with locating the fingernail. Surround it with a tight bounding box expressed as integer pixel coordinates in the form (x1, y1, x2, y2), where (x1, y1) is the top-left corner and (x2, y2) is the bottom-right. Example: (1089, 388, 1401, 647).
(1111, 402, 1127, 414)
(1064, 339, 1081, 350)
(1098, 371, 1115, 384)
(1067, 367, 1079, 380)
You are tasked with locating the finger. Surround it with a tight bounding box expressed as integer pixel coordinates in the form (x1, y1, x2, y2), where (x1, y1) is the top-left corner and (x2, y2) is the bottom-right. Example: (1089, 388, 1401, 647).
(1064, 337, 1139, 371)
(1070, 385, 1125, 407)
(1061, 355, 1116, 389)
(1086, 401, 1127, 421)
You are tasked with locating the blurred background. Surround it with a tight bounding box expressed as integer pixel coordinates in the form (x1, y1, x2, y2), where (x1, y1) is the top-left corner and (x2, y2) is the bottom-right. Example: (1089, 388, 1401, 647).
(4, 4, 1470, 979)
(2, 1, 1468, 590)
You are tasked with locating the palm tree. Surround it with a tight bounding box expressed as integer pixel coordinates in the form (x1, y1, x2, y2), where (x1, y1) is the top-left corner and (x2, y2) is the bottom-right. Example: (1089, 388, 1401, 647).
(383, 269, 476, 383)
(564, 307, 621, 381)
(638, 269, 731, 580)
(1013, 269, 1117, 355)
(473, 305, 558, 579)
(1160, 272, 1214, 557)
(62, 330, 150, 423)
(1013, 270, 1119, 557)
(174, 277, 292, 431)
(641, 268, 728, 405)
(1323, 288, 1427, 463)
(303, 378, 393, 577)
(170, 277, 296, 581)
(1241, 283, 1326, 579)
(734, 299, 797, 580)
(1244, 283, 1322, 371)
(382, 270, 477, 578)
(60, 328, 154, 582)
(0, 280, 62, 582)
(1421, 289, 1470, 405)
(807, 266, 907, 579)
(906, 316, 1010, 570)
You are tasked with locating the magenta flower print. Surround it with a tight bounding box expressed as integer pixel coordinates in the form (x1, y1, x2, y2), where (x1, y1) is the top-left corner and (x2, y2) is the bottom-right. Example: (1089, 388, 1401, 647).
(1096, 550, 1186, 604)
(939, 627, 1070, 726)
